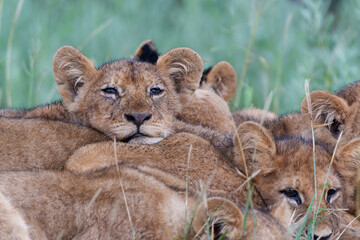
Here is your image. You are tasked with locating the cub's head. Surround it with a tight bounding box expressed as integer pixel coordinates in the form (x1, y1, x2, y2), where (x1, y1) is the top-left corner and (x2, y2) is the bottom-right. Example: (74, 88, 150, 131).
(233, 121, 360, 238)
(192, 197, 290, 239)
(134, 40, 238, 102)
(179, 61, 237, 133)
(53, 46, 203, 144)
(134, 40, 237, 133)
(301, 90, 360, 146)
(199, 61, 237, 102)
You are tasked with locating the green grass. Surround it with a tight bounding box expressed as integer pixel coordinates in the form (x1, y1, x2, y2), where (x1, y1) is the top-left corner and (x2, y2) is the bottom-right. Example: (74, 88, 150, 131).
(1, 0, 360, 113)
(1, 1, 360, 237)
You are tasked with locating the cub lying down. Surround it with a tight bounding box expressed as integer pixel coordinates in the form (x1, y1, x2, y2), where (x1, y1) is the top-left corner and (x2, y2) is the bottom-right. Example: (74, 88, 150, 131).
(234, 88, 360, 153)
(0, 45, 236, 170)
(0, 165, 290, 240)
(0, 41, 236, 134)
(0, 117, 106, 170)
(66, 122, 360, 238)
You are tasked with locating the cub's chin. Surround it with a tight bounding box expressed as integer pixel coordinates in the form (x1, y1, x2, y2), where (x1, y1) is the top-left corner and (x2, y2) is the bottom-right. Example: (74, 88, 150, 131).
(128, 136, 164, 145)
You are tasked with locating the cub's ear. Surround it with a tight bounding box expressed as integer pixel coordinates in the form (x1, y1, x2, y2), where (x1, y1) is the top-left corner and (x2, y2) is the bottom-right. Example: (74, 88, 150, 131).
(233, 121, 276, 174)
(200, 61, 237, 101)
(53, 46, 97, 109)
(133, 40, 159, 64)
(335, 139, 360, 179)
(192, 197, 245, 239)
(156, 48, 203, 97)
(301, 90, 350, 136)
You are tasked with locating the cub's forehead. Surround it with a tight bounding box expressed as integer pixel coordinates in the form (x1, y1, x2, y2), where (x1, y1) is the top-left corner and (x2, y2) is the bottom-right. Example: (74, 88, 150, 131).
(98, 60, 160, 86)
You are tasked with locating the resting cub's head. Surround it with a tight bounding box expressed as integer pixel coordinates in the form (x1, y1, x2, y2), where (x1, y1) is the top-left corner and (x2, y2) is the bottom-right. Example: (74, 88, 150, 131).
(53, 46, 202, 144)
(233, 122, 360, 238)
(301, 90, 360, 146)
(133, 40, 237, 132)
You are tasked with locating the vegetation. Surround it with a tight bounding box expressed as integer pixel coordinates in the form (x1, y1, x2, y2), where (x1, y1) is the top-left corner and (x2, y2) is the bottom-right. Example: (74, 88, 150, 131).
(1, 0, 360, 113)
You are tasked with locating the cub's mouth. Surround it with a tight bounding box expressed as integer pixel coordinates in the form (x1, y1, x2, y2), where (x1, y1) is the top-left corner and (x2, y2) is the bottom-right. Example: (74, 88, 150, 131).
(122, 133, 149, 143)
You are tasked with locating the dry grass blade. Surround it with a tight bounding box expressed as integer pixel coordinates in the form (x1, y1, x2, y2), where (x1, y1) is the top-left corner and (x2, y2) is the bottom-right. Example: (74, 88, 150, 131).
(78, 18, 113, 50)
(191, 199, 228, 240)
(304, 78, 317, 237)
(273, 13, 292, 113)
(0, 0, 3, 35)
(184, 144, 192, 239)
(233, 122, 249, 179)
(233, 169, 260, 194)
(233, 2, 262, 108)
(260, 91, 273, 125)
(357, 169, 360, 217)
(336, 214, 360, 240)
(190, 170, 216, 240)
(317, 132, 343, 217)
(313, 122, 333, 128)
(5, 0, 24, 107)
(113, 137, 136, 240)
(73, 187, 102, 240)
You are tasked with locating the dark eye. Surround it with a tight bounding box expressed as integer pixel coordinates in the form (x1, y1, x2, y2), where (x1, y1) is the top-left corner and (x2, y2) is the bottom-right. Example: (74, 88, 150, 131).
(102, 87, 118, 95)
(329, 119, 341, 137)
(327, 189, 338, 203)
(150, 87, 163, 96)
(280, 188, 302, 205)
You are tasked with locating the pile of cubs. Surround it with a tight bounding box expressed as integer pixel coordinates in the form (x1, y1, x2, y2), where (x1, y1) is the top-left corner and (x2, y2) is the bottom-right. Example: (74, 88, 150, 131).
(0, 40, 359, 239)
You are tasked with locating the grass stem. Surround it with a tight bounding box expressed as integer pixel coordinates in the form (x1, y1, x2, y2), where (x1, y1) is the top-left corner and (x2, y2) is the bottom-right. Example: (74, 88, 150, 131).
(5, 0, 24, 107)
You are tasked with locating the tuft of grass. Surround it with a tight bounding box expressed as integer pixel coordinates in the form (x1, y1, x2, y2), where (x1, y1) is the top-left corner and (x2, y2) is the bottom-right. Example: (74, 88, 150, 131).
(304, 79, 317, 238)
(5, 0, 24, 107)
(112, 137, 136, 240)
(295, 196, 315, 240)
(232, 1, 261, 109)
(273, 13, 292, 113)
(1, 1, 360, 111)
(357, 169, 360, 217)
(336, 214, 360, 240)
(78, 18, 113, 51)
(0, 0, 3, 35)
(183, 144, 192, 240)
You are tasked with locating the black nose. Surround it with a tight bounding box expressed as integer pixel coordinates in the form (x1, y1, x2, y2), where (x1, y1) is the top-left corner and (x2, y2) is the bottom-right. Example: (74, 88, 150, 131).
(124, 113, 152, 127)
(313, 234, 331, 240)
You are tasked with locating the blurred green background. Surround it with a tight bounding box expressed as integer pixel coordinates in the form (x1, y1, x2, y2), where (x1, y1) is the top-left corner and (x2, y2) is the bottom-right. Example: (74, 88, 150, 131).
(0, 0, 359, 114)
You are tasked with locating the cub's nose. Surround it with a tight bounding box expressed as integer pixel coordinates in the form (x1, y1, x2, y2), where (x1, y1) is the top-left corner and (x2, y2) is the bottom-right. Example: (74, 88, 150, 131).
(124, 113, 152, 127)
(313, 232, 332, 240)
(313, 234, 331, 240)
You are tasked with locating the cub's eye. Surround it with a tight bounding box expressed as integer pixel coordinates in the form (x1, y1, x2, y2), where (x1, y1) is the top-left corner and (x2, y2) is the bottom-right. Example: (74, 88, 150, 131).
(280, 188, 302, 205)
(150, 87, 163, 96)
(329, 119, 341, 137)
(102, 88, 118, 95)
(327, 189, 338, 203)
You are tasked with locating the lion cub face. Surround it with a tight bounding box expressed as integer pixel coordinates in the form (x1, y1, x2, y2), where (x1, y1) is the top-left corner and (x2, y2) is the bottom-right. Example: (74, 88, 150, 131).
(52, 46, 202, 144)
(234, 122, 360, 238)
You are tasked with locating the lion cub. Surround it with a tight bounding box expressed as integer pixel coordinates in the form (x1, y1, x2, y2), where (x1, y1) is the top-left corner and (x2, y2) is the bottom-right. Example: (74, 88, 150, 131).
(0, 164, 293, 239)
(0, 41, 236, 133)
(132, 40, 279, 128)
(0, 45, 237, 170)
(66, 121, 360, 238)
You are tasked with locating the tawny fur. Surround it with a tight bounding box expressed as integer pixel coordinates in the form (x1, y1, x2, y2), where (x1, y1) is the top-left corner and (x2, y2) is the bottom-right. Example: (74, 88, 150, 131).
(0, 192, 30, 240)
(0, 117, 106, 170)
(232, 107, 278, 127)
(234, 122, 360, 238)
(193, 197, 291, 239)
(0, 45, 234, 170)
(66, 122, 360, 238)
(335, 80, 360, 106)
(199, 61, 237, 102)
(0, 164, 294, 240)
(66, 133, 263, 209)
(0, 166, 194, 239)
